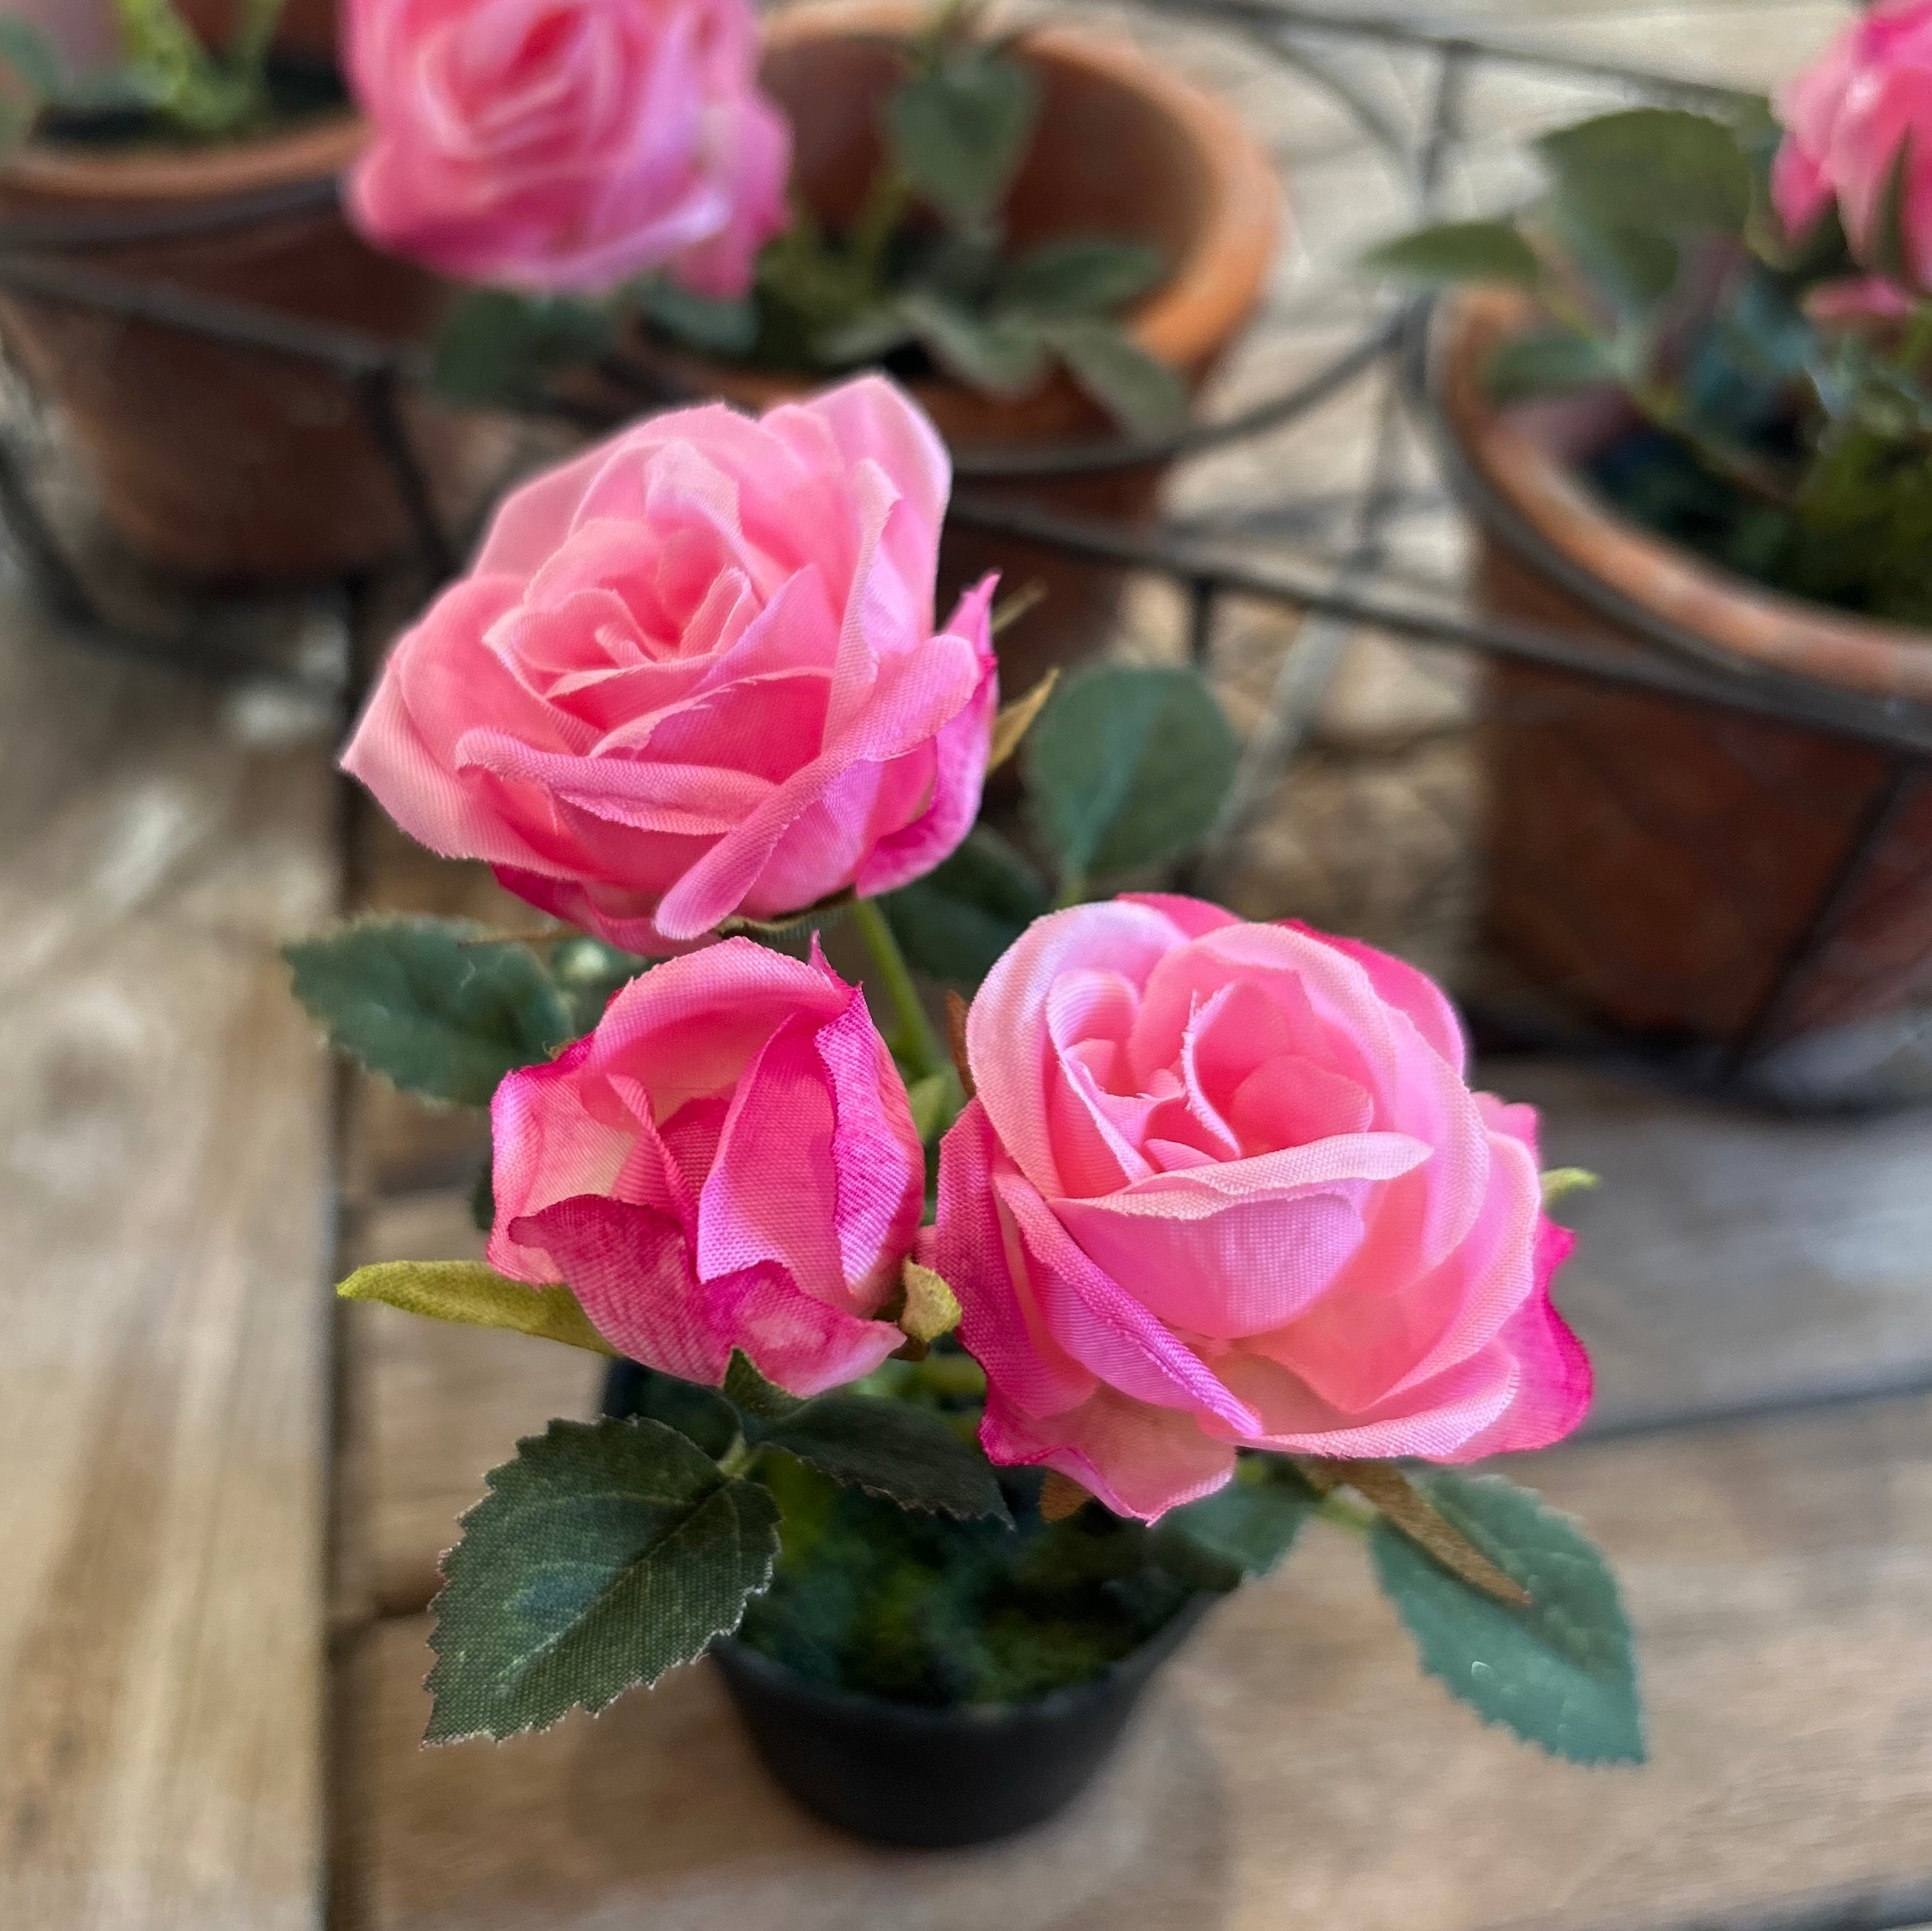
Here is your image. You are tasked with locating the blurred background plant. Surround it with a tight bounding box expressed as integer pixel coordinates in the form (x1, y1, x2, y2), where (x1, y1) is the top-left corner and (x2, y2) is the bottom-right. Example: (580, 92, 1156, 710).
(1371, 79, 1932, 629)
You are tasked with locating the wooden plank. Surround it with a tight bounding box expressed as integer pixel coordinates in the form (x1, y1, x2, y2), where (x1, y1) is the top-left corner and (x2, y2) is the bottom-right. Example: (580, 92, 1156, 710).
(335, 1191, 603, 1621)
(1497, 1059, 1932, 1430)
(345, 1393, 1932, 1931)
(0, 593, 337, 1930)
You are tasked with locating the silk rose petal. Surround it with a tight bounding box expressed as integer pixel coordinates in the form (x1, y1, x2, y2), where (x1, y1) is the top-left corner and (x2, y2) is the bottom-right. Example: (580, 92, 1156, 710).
(1772, 0, 1932, 289)
(345, 0, 790, 297)
(343, 377, 997, 952)
(487, 936, 919, 1396)
(924, 898, 1592, 1521)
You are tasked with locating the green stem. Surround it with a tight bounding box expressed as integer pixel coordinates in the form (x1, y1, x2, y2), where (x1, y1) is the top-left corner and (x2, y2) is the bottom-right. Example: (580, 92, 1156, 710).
(1316, 1493, 1376, 1535)
(1052, 866, 1088, 910)
(718, 1435, 755, 1479)
(850, 896, 952, 1088)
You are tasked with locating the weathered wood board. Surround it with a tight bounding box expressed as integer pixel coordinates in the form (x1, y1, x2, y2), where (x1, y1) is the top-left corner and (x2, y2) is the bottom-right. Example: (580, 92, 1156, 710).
(0, 595, 338, 1930)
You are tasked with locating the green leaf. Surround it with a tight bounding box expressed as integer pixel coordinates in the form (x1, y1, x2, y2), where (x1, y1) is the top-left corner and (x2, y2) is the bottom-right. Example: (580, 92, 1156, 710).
(883, 823, 1050, 992)
(1485, 328, 1618, 404)
(603, 1360, 741, 1460)
(425, 1418, 780, 1741)
(1024, 665, 1236, 879)
(284, 917, 574, 1107)
(1038, 318, 1189, 439)
(887, 48, 1040, 230)
(1370, 1471, 1644, 1766)
(1538, 107, 1751, 238)
(901, 289, 1051, 398)
(431, 289, 613, 407)
(635, 276, 758, 357)
(0, 16, 64, 98)
(1155, 1463, 1319, 1591)
(336, 1260, 615, 1356)
(811, 305, 919, 367)
(1554, 212, 1678, 315)
(999, 238, 1169, 316)
(722, 1350, 1010, 1524)
(1365, 219, 1542, 288)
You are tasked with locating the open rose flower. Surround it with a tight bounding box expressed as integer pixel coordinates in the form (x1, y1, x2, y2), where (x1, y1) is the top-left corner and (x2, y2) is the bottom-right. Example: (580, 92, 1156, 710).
(1773, 0, 1932, 289)
(342, 376, 998, 952)
(487, 937, 920, 1395)
(345, 0, 790, 297)
(924, 896, 1591, 1521)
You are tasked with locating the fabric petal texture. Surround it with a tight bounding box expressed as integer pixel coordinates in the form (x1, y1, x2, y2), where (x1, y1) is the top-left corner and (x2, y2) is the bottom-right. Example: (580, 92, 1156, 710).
(342, 375, 994, 954)
(927, 897, 1592, 1521)
(487, 939, 919, 1396)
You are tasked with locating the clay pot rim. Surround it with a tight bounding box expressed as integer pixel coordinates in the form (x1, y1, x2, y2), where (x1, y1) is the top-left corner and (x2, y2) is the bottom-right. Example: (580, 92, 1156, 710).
(1, 110, 364, 205)
(1432, 286, 1932, 707)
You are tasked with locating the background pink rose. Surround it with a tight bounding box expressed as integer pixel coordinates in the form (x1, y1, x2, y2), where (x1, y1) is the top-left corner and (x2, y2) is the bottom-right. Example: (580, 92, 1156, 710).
(1773, 0, 1932, 289)
(923, 896, 1591, 1521)
(342, 375, 998, 952)
(488, 937, 920, 1395)
(345, 0, 790, 297)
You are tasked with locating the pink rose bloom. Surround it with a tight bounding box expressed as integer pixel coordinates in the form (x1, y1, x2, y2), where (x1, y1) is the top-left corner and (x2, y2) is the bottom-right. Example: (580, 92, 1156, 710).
(487, 936, 921, 1395)
(342, 376, 998, 952)
(345, 0, 790, 297)
(1773, 0, 1932, 288)
(924, 897, 1591, 1521)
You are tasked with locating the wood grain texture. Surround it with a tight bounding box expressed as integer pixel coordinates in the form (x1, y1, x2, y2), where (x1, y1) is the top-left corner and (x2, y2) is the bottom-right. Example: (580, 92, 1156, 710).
(0, 594, 337, 1930)
(1499, 1059, 1932, 1429)
(345, 1395, 1932, 1931)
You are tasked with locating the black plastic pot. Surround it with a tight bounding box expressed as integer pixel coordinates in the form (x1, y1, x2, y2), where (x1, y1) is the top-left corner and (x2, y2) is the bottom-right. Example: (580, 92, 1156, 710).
(711, 1596, 1214, 1849)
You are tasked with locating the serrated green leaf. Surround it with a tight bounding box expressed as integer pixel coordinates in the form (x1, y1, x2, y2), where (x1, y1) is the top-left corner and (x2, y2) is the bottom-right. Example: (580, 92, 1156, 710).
(336, 1260, 615, 1356)
(1538, 107, 1751, 238)
(1039, 318, 1189, 439)
(720, 1350, 1010, 1523)
(431, 289, 613, 407)
(750, 1395, 1012, 1523)
(1155, 1463, 1319, 1591)
(1485, 328, 1617, 404)
(1025, 665, 1236, 880)
(902, 289, 1050, 398)
(0, 16, 64, 98)
(1366, 219, 1542, 288)
(887, 49, 1040, 230)
(883, 823, 1051, 992)
(811, 305, 919, 367)
(426, 1418, 780, 1741)
(1370, 1471, 1644, 1766)
(1554, 211, 1678, 315)
(999, 238, 1168, 316)
(635, 276, 758, 356)
(284, 917, 574, 1106)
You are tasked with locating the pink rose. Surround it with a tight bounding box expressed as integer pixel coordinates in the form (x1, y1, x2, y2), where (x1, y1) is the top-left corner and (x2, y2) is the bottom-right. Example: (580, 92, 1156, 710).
(344, 0, 790, 298)
(487, 936, 921, 1395)
(923, 896, 1591, 1521)
(342, 376, 999, 952)
(1773, 0, 1932, 289)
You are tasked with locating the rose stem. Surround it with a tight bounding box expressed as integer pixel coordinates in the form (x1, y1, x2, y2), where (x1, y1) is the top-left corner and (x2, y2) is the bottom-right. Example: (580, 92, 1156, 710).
(849, 896, 957, 1096)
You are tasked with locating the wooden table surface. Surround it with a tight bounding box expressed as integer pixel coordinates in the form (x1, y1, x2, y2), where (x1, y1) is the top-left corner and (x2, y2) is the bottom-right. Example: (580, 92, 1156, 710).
(7, 7, 1931, 1927)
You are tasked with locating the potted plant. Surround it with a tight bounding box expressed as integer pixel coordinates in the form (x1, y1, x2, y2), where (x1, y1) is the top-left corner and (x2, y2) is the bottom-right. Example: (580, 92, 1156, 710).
(339, 0, 1280, 681)
(0, 0, 473, 583)
(1370, 3, 1932, 1057)
(289, 369, 1642, 1847)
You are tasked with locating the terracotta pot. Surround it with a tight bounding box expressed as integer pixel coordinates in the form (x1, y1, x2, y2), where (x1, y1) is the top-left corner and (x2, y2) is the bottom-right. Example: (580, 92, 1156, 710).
(0, 114, 474, 584)
(640, 0, 1281, 692)
(1434, 287, 1932, 1050)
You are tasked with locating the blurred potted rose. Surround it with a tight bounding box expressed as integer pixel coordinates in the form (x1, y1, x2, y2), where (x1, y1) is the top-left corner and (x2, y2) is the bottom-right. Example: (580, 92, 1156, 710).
(1371, 1, 1932, 1055)
(340, 0, 1280, 680)
(0, 0, 490, 582)
(287, 369, 1641, 1848)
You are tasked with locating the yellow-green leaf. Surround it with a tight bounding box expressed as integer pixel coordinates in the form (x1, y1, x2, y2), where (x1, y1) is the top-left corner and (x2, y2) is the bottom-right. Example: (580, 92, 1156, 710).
(337, 1260, 616, 1355)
